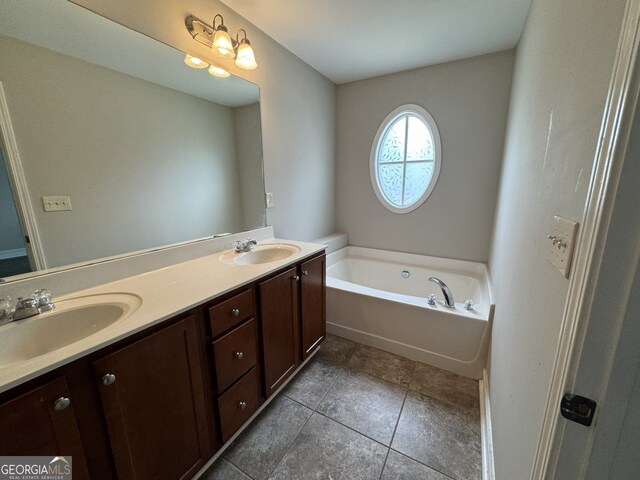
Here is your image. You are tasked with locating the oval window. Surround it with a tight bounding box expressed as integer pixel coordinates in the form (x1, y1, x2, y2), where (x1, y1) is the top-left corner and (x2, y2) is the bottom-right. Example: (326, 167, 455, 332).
(370, 104, 441, 213)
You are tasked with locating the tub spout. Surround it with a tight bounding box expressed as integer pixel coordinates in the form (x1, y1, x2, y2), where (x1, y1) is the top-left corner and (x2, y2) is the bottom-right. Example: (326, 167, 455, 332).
(428, 277, 455, 308)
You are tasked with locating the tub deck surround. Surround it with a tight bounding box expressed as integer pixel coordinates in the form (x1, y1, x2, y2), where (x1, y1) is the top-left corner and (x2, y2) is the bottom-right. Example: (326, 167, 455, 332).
(326, 246, 495, 379)
(0, 238, 326, 394)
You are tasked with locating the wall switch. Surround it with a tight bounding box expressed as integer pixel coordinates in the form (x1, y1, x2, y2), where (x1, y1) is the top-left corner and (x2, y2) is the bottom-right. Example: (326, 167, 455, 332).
(546, 215, 579, 278)
(265, 192, 274, 209)
(42, 195, 72, 212)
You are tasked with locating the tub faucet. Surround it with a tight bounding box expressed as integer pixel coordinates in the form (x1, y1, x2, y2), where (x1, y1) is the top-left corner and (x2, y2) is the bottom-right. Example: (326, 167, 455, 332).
(428, 277, 455, 308)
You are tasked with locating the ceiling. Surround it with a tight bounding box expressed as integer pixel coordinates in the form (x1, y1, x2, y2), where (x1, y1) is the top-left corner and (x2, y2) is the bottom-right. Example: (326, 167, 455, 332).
(221, 0, 532, 84)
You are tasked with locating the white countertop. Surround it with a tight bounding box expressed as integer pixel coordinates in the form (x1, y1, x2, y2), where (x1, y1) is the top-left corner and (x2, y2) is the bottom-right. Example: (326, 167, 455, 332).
(0, 238, 325, 394)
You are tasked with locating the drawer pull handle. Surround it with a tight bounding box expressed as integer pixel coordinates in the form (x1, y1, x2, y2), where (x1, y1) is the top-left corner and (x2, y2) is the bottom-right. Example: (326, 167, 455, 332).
(54, 396, 71, 411)
(302, 270, 309, 276)
(102, 373, 116, 386)
(234, 351, 244, 360)
(238, 401, 247, 410)
(231, 308, 240, 317)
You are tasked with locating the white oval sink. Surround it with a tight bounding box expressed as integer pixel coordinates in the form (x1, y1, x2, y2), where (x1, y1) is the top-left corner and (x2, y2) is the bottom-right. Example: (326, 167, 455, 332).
(219, 243, 301, 266)
(0, 293, 142, 367)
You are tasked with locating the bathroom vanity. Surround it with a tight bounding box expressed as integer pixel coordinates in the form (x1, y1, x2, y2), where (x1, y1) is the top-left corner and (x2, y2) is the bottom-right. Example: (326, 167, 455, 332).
(0, 242, 326, 480)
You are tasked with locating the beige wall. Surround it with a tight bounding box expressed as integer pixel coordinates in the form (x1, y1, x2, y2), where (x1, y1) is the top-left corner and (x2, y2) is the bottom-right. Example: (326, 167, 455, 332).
(0, 149, 23, 252)
(71, 0, 336, 243)
(487, 0, 626, 477)
(0, 35, 243, 267)
(335, 51, 514, 262)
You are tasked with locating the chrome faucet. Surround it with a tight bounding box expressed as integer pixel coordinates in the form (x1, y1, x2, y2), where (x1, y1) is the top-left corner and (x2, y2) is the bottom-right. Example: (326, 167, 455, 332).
(234, 238, 257, 253)
(428, 277, 455, 308)
(0, 289, 55, 325)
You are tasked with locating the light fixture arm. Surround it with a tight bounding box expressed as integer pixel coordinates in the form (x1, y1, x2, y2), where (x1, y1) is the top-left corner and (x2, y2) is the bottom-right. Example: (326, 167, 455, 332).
(236, 29, 248, 45)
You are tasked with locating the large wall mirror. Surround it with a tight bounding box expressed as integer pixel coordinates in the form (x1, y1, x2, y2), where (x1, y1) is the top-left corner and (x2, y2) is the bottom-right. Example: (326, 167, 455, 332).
(0, 0, 265, 283)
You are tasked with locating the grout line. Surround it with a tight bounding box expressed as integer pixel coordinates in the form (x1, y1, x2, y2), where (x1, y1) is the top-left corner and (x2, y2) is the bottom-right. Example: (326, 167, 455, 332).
(376, 387, 410, 480)
(262, 352, 352, 480)
(264, 399, 315, 479)
(388, 388, 409, 448)
(312, 409, 392, 449)
(387, 449, 457, 480)
(221, 457, 256, 480)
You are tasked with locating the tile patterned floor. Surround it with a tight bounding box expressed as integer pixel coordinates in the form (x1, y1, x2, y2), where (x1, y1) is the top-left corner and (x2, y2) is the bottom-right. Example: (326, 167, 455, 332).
(202, 335, 481, 480)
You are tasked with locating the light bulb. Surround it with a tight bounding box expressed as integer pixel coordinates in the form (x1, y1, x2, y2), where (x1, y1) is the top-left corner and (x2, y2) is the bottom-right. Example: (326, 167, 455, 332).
(235, 40, 257, 70)
(208, 65, 230, 78)
(183, 54, 209, 69)
(213, 27, 235, 58)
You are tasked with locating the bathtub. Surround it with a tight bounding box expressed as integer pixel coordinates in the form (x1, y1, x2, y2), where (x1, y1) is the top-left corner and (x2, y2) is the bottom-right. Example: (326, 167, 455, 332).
(326, 246, 494, 379)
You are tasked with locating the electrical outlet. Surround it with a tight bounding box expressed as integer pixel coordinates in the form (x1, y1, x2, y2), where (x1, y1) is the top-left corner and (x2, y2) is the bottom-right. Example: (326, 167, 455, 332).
(42, 196, 72, 212)
(546, 215, 579, 278)
(265, 192, 274, 209)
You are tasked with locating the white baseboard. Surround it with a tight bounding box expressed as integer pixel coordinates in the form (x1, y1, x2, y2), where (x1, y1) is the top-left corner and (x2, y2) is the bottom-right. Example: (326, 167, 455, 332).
(480, 368, 496, 480)
(0, 248, 26, 260)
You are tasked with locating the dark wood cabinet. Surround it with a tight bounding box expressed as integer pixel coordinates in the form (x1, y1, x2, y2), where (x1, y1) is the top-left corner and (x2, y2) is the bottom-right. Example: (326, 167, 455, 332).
(259, 266, 300, 397)
(0, 376, 90, 479)
(93, 315, 211, 480)
(300, 254, 326, 359)
(0, 250, 326, 480)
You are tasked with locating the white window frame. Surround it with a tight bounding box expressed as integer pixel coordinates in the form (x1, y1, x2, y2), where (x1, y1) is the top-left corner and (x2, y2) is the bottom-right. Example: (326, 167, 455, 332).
(369, 104, 441, 214)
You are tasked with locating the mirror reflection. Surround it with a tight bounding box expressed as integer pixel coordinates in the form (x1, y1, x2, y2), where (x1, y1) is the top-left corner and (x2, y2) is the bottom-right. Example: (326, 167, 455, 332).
(0, 0, 265, 281)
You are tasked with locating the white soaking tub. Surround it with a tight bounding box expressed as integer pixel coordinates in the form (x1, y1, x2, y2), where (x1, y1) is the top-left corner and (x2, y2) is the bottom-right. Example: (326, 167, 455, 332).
(326, 246, 494, 379)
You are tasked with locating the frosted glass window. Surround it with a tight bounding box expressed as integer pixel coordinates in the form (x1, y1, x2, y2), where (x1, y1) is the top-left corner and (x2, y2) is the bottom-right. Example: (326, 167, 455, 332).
(370, 105, 441, 213)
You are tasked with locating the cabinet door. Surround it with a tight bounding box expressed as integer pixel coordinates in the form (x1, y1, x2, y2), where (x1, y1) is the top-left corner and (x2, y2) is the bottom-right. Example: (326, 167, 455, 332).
(0, 376, 90, 479)
(259, 266, 300, 396)
(93, 315, 211, 480)
(301, 254, 326, 359)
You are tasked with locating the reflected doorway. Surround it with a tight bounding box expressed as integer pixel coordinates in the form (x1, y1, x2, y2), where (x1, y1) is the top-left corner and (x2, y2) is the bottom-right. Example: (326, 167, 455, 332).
(0, 147, 31, 277)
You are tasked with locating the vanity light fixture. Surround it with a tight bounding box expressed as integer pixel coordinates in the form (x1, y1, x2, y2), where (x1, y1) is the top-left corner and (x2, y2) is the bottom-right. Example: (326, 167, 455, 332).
(186, 14, 258, 71)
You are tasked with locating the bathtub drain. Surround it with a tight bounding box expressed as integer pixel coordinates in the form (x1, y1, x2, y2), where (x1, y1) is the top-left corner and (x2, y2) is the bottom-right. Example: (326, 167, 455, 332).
(401, 270, 410, 278)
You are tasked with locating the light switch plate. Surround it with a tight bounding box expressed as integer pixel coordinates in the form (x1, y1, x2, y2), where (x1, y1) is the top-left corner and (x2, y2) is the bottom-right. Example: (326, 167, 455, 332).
(546, 215, 579, 278)
(42, 195, 72, 212)
(265, 192, 274, 209)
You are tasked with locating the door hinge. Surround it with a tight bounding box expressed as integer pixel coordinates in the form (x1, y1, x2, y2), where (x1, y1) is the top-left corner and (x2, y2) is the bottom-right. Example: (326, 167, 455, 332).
(560, 393, 597, 426)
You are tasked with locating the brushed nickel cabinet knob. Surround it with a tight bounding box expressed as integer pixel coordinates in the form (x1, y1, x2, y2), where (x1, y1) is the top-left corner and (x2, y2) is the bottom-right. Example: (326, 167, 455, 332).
(102, 373, 116, 386)
(54, 396, 71, 411)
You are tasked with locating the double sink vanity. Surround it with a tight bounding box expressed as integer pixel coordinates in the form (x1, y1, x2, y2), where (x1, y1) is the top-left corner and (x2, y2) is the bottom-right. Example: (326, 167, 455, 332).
(0, 239, 327, 480)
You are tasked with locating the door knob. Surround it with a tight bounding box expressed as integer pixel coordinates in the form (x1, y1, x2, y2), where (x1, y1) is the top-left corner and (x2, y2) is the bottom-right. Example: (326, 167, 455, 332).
(293, 275, 300, 281)
(238, 401, 247, 410)
(231, 308, 240, 317)
(234, 351, 244, 360)
(102, 373, 116, 386)
(302, 270, 309, 276)
(54, 396, 71, 411)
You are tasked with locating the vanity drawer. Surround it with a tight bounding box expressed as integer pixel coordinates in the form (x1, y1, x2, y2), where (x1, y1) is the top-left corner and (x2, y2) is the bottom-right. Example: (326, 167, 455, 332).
(212, 318, 257, 392)
(208, 289, 254, 337)
(217, 368, 260, 442)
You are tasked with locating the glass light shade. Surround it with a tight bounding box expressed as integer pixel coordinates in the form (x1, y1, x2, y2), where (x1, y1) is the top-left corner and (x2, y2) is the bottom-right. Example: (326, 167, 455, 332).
(235, 41, 257, 70)
(208, 65, 230, 78)
(183, 54, 209, 69)
(213, 28, 235, 58)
